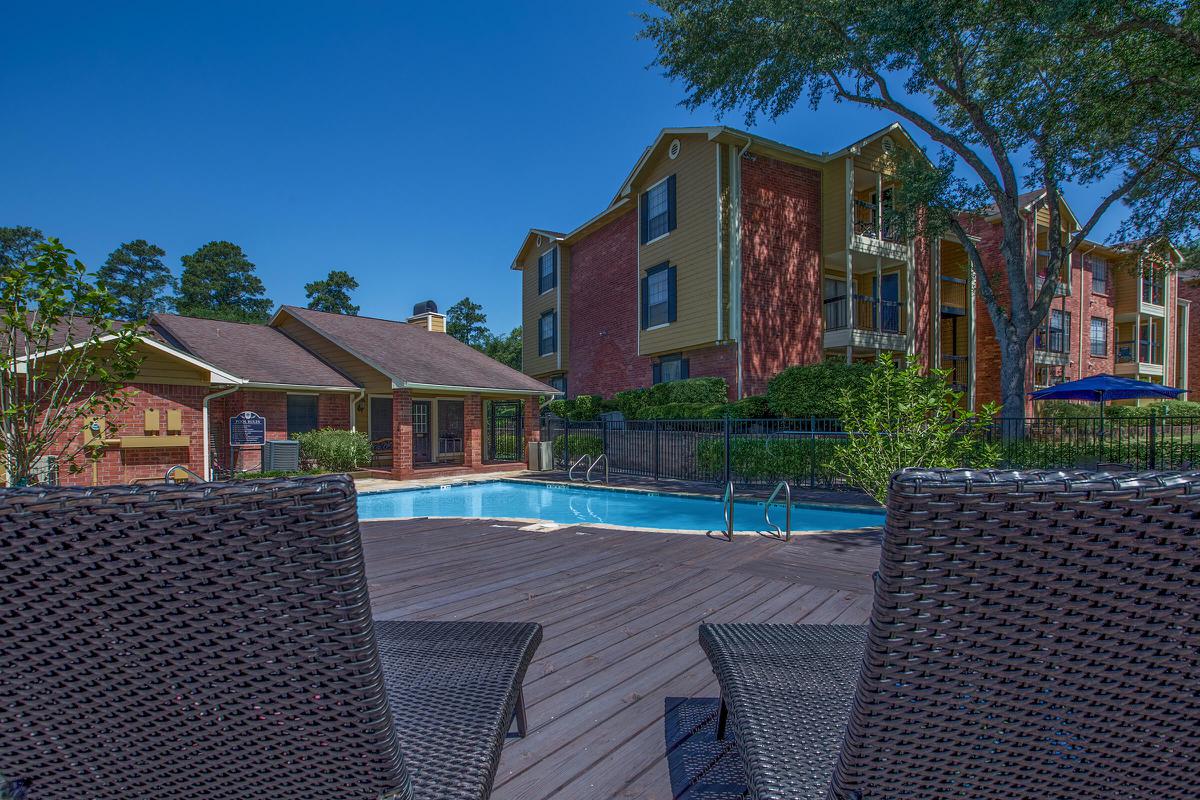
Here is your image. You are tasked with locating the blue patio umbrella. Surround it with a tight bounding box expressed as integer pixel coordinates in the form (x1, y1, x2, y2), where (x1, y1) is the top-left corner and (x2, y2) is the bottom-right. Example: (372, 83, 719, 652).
(1030, 373, 1185, 434)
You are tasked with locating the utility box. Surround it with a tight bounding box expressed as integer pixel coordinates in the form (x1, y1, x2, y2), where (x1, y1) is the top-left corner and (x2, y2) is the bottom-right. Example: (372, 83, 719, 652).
(528, 440, 554, 471)
(261, 439, 301, 472)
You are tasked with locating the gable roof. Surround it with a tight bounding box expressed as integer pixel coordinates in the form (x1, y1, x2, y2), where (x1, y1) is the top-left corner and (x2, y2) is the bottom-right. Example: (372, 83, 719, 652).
(510, 228, 566, 270)
(151, 313, 359, 389)
(272, 306, 557, 395)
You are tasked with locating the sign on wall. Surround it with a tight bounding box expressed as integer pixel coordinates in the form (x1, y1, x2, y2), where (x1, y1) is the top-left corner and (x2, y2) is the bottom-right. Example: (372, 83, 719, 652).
(229, 411, 266, 446)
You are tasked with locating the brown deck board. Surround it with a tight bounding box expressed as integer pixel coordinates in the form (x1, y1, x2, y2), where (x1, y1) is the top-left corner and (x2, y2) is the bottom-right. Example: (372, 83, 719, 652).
(363, 518, 879, 799)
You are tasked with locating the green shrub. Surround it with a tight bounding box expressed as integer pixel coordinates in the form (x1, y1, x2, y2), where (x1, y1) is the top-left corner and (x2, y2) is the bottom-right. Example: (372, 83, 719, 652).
(696, 436, 843, 483)
(546, 394, 604, 421)
(722, 395, 771, 419)
(1037, 400, 1099, 419)
(1109, 399, 1200, 418)
(636, 402, 725, 420)
(551, 433, 603, 461)
(767, 361, 875, 418)
(612, 387, 651, 419)
(647, 376, 728, 406)
(294, 428, 374, 472)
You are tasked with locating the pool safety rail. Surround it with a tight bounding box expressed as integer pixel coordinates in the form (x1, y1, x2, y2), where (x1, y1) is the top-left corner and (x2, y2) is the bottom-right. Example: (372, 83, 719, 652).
(720, 481, 734, 541)
(762, 481, 792, 541)
(586, 454, 609, 484)
(568, 454, 592, 481)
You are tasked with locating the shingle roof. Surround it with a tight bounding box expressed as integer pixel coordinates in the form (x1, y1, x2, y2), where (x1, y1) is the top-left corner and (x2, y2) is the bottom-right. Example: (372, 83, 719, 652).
(151, 314, 358, 388)
(277, 305, 555, 394)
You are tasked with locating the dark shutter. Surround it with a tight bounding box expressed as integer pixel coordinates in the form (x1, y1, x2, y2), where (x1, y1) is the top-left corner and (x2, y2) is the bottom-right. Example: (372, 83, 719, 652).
(652, 363, 662, 384)
(552, 247, 559, 289)
(639, 191, 649, 244)
(552, 311, 558, 353)
(680, 358, 690, 379)
(640, 275, 650, 329)
(666, 174, 677, 233)
(666, 265, 677, 323)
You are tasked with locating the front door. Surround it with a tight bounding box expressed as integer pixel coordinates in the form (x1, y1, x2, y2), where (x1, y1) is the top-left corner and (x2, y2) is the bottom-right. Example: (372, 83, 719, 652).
(368, 396, 393, 468)
(412, 401, 432, 463)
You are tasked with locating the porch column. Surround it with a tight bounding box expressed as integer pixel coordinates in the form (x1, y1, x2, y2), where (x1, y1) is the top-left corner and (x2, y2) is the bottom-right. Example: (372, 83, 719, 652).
(391, 388, 413, 480)
(464, 393, 483, 469)
(524, 396, 541, 445)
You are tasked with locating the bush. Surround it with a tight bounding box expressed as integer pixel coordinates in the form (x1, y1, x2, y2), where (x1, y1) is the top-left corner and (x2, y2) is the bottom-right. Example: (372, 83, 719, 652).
(612, 387, 651, 419)
(551, 433, 603, 462)
(696, 436, 844, 484)
(294, 428, 374, 472)
(722, 395, 771, 419)
(647, 376, 728, 406)
(546, 394, 604, 421)
(635, 402, 724, 420)
(1108, 399, 1200, 419)
(1037, 400, 1100, 419)
(767, 361, 875, 418)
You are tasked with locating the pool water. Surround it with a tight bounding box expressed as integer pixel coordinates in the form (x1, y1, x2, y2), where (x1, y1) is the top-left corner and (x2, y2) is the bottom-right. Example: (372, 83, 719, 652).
(357, 480, 884, 532)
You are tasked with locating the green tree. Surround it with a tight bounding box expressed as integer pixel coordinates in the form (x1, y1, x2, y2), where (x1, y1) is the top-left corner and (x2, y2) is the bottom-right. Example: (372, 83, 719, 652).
(0, 226, 45, 269)
(642, 0, 1199, 421)
(175, 241, 273, 323)
(828, 354, 999, 504)
(96, 239, 175, 321)
(0, 240, 143, 483)
(482, 326, 522, 370)
(446, 297, 490, 348)
(304, 269, 360, 315)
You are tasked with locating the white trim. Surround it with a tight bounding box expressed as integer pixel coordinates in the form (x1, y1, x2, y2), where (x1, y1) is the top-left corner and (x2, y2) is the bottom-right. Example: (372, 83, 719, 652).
(715, 142, 724, 340)
(240, 382, 360, 393)
(554, 244, 562, 371)
(537, 246, 557, 296)
(643, 231, 670, 246)
(16, 333, 244, 385)
(731, 137, 749, 397)
(636, 184, 642, 356)
(403, 381, 555, 396)
(645, 322, 671, 332)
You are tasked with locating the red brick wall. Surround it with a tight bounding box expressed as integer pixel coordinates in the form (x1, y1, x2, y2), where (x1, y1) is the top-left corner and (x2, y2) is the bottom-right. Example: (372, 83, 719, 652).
(391, 389, 413, 479)
(567, 209, 651, 397)
(966, 215, 1031, 411)
(53, 382, 207, 487)
(739, 154, 824, 396)
(1181, 278, 1200, 395)
(464, 393, 482, 468)
(210, 390, 352, 473)
(1073, 252, 1117, 380)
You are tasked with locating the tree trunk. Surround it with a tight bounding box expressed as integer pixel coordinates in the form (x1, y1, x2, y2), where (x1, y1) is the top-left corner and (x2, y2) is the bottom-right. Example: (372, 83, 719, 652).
(999, 330, 1030, 438)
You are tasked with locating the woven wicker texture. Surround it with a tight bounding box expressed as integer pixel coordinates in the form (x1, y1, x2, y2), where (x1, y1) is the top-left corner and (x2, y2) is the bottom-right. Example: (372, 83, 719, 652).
(0, 476, 409, 800)
(705, 469, 1200, 800)
(698, 624, 866, 800)
(376, 620, 541, 799)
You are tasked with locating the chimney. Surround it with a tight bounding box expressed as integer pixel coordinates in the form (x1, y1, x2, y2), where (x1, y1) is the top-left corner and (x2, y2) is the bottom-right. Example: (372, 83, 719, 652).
(407, 299, 446, 333)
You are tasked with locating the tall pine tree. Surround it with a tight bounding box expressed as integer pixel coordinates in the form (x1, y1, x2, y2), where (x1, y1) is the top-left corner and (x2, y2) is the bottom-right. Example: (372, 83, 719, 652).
(304, 269, 360, 315)
(96, 239, 175, 320)
(175, 241, 274, 323)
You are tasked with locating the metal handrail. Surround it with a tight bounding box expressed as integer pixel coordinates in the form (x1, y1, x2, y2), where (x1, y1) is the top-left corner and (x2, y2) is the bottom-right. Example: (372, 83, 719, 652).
(762, 481, 792, 541)
(568, 454, 592, 481)
(721, 481, 735, 540)
(164, 464, 206, 484)
(586, 453, 609, 483)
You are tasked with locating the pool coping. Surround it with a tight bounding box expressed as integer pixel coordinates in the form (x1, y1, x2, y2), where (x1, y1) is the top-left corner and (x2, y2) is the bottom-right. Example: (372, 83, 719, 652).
(357, 476, 885, 536)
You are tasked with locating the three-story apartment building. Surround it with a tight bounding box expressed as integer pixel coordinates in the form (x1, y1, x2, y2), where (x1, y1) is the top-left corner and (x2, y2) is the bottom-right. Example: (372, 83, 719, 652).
(513, 124, 1189, 410)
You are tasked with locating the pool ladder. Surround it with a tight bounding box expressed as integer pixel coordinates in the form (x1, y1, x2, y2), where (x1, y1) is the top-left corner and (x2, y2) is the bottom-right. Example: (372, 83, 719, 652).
(719, 480, 791, 541)
(568, 454, 608, 483)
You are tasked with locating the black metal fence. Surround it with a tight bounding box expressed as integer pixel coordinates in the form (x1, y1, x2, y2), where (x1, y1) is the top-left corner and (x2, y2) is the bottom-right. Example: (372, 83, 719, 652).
(486, 400, 525, 462)
(542, 414, 1200, 489)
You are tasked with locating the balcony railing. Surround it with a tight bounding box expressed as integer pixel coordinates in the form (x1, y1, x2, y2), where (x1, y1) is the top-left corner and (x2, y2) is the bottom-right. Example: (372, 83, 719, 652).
(852, 199, 903, 243)
(1117, 339, 1164, 365)
(1141, 281, 1165, 305)
(942, 354, 968, 392)
(823, 295, 905, 335)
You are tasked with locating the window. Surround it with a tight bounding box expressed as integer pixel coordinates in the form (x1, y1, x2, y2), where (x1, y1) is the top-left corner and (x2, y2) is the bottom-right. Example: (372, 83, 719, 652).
(1141, 267, 1165, 305)
(537, 248, 557, 294)
(641, 263, 676, 329)
(548, 375, 566, 395)
(286, 394, 319, 436)
(652, 353, 689, 384)
(1088, 255, 1108, 295)
(538, 310, 556, 356)
(1037, 309, 1070, 353)
(640, 175, 677, 244)
(1090, 317, 1108, 356)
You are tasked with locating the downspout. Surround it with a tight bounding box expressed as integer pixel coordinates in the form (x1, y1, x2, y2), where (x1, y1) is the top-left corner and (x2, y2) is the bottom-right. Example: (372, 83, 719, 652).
(203, 386, 240, 480)
(733, 133, 752, 398)
(350, 388, 365, 431)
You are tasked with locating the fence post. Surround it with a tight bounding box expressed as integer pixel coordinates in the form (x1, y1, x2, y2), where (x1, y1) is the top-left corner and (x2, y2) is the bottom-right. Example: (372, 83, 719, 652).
(653, 420, 660, 480)
(1148, 413, 1157, 470)
(809, 415, 817, 489)
(563, 419, 570, 470)
(723, 416, 732, 486)
(601, 417, 609, 456)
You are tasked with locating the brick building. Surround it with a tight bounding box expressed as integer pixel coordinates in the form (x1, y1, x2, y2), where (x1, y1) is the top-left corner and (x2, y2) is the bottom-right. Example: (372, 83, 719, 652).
(31, 303, 552, 487)
(514, 124, 1189, 409)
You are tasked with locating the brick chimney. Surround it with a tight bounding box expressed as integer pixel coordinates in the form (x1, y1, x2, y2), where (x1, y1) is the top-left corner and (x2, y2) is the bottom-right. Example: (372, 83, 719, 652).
(407, 299, 446, 333)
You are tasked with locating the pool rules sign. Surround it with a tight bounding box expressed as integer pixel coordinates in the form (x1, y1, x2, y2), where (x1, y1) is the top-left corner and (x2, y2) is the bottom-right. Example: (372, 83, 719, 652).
(229, 411, 266, 474)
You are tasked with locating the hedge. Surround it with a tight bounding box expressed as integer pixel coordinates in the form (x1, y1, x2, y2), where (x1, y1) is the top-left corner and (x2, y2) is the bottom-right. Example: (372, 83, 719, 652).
(647, 376, 728, 406)
(767, 361, 875, 418)
(634, 395, 772, 421)
(551, 433, 603, 462)
(294, 429, 373, 472)
(696, 436, 843, 483)
(1038, 399, 1200, 420)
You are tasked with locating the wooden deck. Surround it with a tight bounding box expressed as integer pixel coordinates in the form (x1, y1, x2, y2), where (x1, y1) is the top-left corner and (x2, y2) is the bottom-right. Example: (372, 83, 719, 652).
(363, 518, 881, 799)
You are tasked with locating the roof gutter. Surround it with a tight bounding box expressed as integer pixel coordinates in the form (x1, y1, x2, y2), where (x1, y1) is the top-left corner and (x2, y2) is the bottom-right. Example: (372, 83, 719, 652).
(402, 381, 560, 396)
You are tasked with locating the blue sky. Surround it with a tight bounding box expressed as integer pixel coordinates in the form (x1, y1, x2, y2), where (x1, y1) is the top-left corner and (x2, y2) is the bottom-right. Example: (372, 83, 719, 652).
(2, 1, 1127, 332)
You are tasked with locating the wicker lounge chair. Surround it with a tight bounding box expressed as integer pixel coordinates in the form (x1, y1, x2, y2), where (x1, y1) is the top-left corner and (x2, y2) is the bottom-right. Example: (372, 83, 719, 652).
(701, 468, 1200, 800)
(0, 475, 540, 800)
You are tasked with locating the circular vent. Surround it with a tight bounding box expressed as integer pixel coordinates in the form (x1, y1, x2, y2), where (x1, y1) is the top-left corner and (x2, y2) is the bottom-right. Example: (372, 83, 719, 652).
(668, 138, 681, 159)
(881, 135, 895, 153)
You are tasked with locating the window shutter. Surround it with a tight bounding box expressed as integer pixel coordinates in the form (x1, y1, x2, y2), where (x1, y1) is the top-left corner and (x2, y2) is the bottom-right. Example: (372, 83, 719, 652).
(552, 247, 559, 289)
(666, 174, 677, 232)
(652, 363, 661, 384)
(552, 312, 558, 353)
(641, 275, 650, 329)
(639, 191, 649, 244)
(680, 358, 690, 379)
(666, 266, 677, 323)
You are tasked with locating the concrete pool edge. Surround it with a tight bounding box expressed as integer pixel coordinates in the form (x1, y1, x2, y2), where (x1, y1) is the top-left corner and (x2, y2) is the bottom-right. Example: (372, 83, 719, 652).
(358, 513, 883, 537)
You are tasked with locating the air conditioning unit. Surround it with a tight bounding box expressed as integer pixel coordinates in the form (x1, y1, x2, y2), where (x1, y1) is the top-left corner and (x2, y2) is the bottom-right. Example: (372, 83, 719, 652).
(261, 440, 301, 472)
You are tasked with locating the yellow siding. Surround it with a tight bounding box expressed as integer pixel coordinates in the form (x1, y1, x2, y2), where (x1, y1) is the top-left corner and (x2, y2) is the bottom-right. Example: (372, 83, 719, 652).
(273, 315, 392, 392)
(130, 345, 212, 385)
(519, 239, 563, 376)
(820, 158, 849, 257)
(638, 135, 718, 356)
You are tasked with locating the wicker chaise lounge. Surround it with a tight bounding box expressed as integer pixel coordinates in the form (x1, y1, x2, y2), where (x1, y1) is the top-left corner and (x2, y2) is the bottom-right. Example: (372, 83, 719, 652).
(701, 468, 1200, 800)
(0, 475, 540, 800)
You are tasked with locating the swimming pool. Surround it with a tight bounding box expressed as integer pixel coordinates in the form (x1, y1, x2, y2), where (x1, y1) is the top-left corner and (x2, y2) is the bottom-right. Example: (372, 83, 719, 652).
(357, 480, 884, 532)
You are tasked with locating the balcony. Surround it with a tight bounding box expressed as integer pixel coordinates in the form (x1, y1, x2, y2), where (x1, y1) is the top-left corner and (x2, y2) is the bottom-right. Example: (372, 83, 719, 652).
(852, 199, 903, 244)
(823, 294, 906, 351)
(1034, 325, 1070, 366)
(1117, 339, 1164, 366)
(942, 354, 969, 393)
(1141, 278, 1165, 307)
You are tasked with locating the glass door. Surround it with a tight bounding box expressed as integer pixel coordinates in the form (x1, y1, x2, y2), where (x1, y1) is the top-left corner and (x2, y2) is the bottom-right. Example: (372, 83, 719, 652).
(412, 401, 432, 463)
